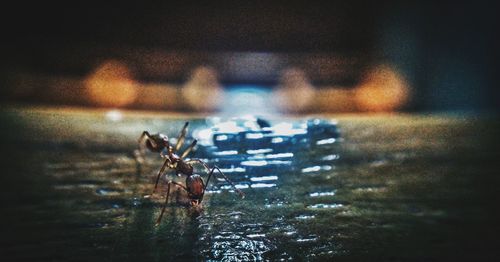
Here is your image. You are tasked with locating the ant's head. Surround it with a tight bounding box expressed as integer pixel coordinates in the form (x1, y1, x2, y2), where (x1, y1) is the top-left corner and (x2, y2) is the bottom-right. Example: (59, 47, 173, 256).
(158, 134, 169, 147)
(146, 134, 168, 152)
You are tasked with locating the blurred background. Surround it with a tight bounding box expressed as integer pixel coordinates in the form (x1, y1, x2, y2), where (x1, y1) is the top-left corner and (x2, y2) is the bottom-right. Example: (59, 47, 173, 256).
(1, 1, 498, 115)
(1, 2, 499, 261)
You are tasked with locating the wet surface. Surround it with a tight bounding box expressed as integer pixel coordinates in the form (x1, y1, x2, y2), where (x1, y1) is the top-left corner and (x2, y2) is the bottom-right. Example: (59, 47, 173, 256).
(0, 107, 499, 261)
(191, 116, 340, 192)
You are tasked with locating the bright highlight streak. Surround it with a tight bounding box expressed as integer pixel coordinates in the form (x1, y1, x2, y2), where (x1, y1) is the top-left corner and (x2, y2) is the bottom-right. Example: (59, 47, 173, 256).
(221, 184, 250, 190)
(295, 215, 315, 220)
(316, 138, 336, 145)
(246, 133, 264, 139)
(302, 166, 321, 173)
(321, 154, 340, 161)
(250, 176, 278, 182)
(309, 191, 336, 197)
(307, 203, 344, 209)
(251, 183, 277, 188)
(265, 153, 294, 159)
(218, 167, 246, 173)
(271, 137, 284, 143)
(246, 149, 273, 154)
(241, 160, 268, 166)
(213, 150, 239, 156)
(215, 135, 229, 141)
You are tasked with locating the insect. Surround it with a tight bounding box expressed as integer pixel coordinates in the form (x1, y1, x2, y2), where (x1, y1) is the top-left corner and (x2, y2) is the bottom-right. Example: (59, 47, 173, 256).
(137, 122, 245, 225)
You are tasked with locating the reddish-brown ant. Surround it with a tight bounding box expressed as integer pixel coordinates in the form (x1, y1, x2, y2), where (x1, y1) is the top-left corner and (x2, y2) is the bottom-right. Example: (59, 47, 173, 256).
(137, 122, 245, 225)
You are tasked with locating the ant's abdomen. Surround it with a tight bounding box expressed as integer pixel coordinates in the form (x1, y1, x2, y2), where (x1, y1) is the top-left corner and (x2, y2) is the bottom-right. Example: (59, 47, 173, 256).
(186, 175, 205, 199)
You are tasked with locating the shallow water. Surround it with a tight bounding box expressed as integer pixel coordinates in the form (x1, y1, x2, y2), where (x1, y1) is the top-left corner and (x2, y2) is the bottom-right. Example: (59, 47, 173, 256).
(0, 108, 498, 261)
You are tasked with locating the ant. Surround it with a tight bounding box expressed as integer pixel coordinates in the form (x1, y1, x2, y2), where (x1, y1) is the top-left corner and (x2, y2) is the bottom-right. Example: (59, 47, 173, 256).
(137, 122, 245, 225)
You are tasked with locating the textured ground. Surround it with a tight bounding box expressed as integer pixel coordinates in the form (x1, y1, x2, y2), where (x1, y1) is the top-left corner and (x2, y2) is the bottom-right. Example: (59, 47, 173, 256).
(0, 106, 498, 261)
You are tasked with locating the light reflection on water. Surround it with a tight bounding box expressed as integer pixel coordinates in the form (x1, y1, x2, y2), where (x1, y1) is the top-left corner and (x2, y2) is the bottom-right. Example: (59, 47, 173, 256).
(309, 191, 336, 197)
(3, 109, 491, 261)
(188, 117, 342, 260)
(250, 175, 278, 182)
(295, 215, 316, 220)
(194, 117, 340, 187)
(37, 117, 344, 261)
(307, 203, 345, 209)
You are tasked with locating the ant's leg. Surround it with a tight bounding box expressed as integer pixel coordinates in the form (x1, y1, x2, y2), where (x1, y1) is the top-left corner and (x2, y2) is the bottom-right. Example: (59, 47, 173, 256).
(156, 181, 171, 225)
(186, 159, 244, 197)
(212, 165, 245, 198)
(154, 158, 172, 193)
(190, 159, 245, 199)
(138, 131, 157, 155)
(180, 139, 198, 159)
(136, 131, 158, 165)
(200, 167, 216, 202)
(136, 131, 149, 161)
(170, 181, 188, 191)
(138, 131, 151, 145)
(174, 122, 189, 153)
(186, 159, 211, 174)
(155, 181, 187, 226)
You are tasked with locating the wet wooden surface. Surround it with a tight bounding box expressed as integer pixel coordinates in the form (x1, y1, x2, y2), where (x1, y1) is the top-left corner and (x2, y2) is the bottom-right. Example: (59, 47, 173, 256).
(0, 106, 498, 261)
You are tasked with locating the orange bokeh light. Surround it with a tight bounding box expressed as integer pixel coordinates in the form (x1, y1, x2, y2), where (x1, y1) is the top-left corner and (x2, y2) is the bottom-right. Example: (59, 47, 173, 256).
(84, 60, 138, 107)
(354, 64, 410, 112)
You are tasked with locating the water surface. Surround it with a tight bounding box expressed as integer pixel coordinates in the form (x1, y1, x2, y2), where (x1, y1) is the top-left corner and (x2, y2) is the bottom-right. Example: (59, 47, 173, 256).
(0, 108, 498, 261)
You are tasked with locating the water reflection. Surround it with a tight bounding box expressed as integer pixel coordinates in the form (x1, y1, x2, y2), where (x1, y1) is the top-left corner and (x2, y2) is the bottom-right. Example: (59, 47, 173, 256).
(189, 116, 342, 260)
(296, 235, 319, 242)
(38, 115, 345, 261)
(250, 176, 278, 182)
(309, 191, 336, 197)
(295, 215, 316, 220)
(4, 107, 491, 261)
(193, 116, 341, 191)
(198, 212, 276, 261)
(307, 203, 345, 209)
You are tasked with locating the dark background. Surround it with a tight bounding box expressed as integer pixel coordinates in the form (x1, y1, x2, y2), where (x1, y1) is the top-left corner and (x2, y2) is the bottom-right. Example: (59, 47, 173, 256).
(0, 2, 499, 261)
(1, 1, 498, 112)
